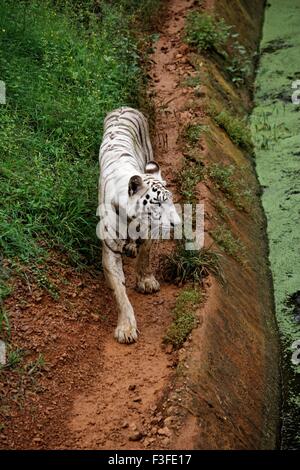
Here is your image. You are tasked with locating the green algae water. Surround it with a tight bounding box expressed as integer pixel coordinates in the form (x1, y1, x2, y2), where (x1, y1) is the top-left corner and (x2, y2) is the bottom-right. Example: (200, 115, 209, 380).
(251, 0, 300, 449)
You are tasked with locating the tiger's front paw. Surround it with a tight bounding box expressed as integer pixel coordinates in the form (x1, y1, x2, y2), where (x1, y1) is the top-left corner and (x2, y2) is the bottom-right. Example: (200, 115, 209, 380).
(114, 317, 138, 344)
(136, 275, 160, 294)
(123, 241, 138, 258)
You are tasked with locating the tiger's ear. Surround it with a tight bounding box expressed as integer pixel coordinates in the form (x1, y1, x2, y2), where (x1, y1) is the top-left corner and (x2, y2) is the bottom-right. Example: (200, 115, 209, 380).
(128, 175, 143, 196)
(145, 161, 161, 176)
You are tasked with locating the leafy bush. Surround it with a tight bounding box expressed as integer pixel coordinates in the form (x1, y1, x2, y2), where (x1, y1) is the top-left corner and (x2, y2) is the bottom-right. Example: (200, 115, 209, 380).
(185, 11, 251, 86)
(185, 12, 231, 52)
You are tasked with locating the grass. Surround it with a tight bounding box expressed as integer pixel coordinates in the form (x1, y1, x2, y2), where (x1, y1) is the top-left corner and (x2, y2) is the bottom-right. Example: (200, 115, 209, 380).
(164, 288, 202, 349)
(0, 303, 45, 373)
(184, 123, 206, 145)
(212, 109, 253, 152)
(207, 163, 254, 211)
(185, 12, 231, 52)
(214, 200, 233, 220)
(160, 243, 223, 285)
(208, 163, 236, 193)
(183, 74, 201, 89)
(32, 267, 60, 300)
(26, 354, 46, 375)
(1, 347, 24, 370)
(0, 308, 10, 338)
(185, 11, 251, 86)
(211, 224, 245, 261)
(0, 308, 22, 371)
(0, 0, 160, 300)
(177, 159, 204, 204)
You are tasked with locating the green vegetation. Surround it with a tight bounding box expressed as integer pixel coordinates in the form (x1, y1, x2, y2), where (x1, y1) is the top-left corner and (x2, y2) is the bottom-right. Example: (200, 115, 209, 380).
(32, 267, 59, 300)
(26, 353, 46, 375)
(184, 123, 206, 145)
(208, 163, 236, 193)
(225, 41, 251, 86)
(185, 12, 251, 86)
(0, 0, 160, 299)
(160, 243, 223, 285)
(251, 0, 300, 449)
(164, 288, 201, 348)
(185, 12, 230, 52)
(212, 109, 252, 152)
(5, 348, 23, 369)
(208, 163, 254, 211)
(183, 74, 201, 89)
(177, 159, 204, 204)
(0, 308, 10, 338)
(211, 224, 245, 261)
(214, 200, 232, 220)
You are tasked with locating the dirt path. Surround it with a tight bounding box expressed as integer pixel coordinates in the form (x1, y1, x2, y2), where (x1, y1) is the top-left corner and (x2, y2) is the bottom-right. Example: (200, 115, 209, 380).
(66, 0, 196, 450)
(1, 0, 198, 450)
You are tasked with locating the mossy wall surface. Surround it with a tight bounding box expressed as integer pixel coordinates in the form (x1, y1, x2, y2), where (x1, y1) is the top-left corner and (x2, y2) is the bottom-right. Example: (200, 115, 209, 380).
(251, 0, 300, 450)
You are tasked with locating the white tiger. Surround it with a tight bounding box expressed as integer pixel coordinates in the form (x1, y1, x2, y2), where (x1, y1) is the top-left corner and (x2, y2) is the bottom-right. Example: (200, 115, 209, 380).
(98, 107, 180, 343)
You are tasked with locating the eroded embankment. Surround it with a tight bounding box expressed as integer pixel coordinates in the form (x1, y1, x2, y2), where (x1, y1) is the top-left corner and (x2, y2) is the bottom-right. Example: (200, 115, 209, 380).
(251, 0, 300, 450)
(148, 0, 280, 449)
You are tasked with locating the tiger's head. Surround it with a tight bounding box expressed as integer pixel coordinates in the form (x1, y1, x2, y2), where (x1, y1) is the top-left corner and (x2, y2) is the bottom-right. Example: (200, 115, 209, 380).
(127, 161, 181, 239)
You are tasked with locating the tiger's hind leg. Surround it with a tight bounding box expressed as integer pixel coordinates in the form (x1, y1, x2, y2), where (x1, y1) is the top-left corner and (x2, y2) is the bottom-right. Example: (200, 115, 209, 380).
(102, 244, 138, 343)
(136, 240, 160, 294)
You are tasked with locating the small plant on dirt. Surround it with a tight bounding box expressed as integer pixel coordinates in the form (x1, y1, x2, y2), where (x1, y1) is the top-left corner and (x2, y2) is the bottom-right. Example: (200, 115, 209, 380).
(185, 12, 231, 52)
(160, 242, 223, 285)
(32, 267, 60, 300)
(0, 308, 10, 338)
(223, 34, 252, 86)
(3, 348, 24, 370)
(183, 74, 201, 88)
(26, 354, 46, 376)
(164, 288, 202, 349)
(184, 123, 206, 146)
(0, 283, 11, 304)
(211, 224, 245, 261)
(225, 50, 251, 86)
(212, 109, 252, 152)
(177, 159, 204, 204)
(208, 163, 236, 192)
(214, 200, 232, 220)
